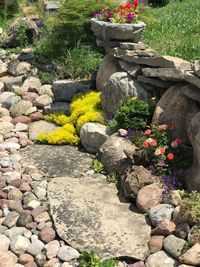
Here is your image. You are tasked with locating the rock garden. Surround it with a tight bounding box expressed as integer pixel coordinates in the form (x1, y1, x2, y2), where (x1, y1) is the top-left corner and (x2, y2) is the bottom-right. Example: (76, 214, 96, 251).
(0, 0, 200, 266)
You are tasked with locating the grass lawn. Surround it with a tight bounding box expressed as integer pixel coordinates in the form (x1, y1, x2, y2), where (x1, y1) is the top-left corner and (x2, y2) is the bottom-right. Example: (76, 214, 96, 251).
(141, 0, 200, 61)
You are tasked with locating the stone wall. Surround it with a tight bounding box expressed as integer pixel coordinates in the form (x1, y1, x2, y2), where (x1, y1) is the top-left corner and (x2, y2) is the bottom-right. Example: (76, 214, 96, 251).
(96, 39, 200, 191)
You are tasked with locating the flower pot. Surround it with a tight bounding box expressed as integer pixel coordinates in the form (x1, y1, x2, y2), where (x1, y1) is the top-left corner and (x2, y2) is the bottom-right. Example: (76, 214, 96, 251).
(91, 18, 146, 43)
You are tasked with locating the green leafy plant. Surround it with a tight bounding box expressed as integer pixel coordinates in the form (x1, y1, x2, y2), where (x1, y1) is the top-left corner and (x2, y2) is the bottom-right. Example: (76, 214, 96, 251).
(180, 191, 200, 225)
(34, 0, 117, 59)
(12, 23, 29, 48)
(92, 159, 104, 173)
(106, 171, 120, 184)
(108, 98, 151, 132)
(80, 251, 118, 267)
(66, 44, 103, 79)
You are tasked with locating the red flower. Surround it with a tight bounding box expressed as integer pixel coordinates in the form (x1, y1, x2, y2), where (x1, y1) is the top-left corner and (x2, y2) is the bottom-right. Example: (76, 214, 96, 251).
(160, 147, 165, 154)
(134, 0, 139, 5)
(167, 153, 174, 160)
(175, 138, 183, 145)
(125, 2, 132, 9)
(145, 129, 151, 135)
(143, 141, 149, 148)
(151, 140, 157, 147)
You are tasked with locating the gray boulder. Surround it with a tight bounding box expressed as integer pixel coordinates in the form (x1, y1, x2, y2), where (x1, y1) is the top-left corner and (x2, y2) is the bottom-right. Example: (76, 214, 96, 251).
(101, 71, 151, 114)
(10, 100, 33, 117)
(80, 123, 109, 154)
(53, 80, 91, 102)
(98, 133, 137, 173)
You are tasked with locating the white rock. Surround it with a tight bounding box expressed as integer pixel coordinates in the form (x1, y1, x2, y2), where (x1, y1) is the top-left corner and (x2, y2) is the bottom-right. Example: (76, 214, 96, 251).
(57, 246, 80, 261)
(15, 122, 28, 132)
(10, 235, 30, 255)
(0, 142, 20, 150)
(27, 200, 41, 209)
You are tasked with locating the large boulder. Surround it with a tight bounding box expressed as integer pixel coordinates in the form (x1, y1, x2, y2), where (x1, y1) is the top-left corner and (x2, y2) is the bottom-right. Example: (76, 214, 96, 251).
(101, 71, 151, 114)
(121, 165, 154, 200)
(98, 133, 137, 173)
(80, 123, 109, 154)
(96, 55, 120, 92)
(48, 175, 151, 260)
(5, 17, 39, 48)
(153, 84, 199, 138)
(185, 111, 200, 191)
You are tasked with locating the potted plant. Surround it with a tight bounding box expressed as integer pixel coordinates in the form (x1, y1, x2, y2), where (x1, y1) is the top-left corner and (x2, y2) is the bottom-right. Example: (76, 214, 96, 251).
(91, 1, 146, 43)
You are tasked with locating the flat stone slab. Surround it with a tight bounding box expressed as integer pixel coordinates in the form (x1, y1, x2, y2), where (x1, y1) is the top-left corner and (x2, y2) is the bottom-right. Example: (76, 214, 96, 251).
(21, 145, 93, 177)
(48, 175, 151, 260)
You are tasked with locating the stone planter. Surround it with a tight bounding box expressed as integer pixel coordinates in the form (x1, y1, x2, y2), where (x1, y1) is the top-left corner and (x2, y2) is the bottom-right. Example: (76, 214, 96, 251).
(91, 18, 146, 43)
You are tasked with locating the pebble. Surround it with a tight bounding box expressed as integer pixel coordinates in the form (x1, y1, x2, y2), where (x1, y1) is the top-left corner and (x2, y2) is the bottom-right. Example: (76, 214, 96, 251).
(163, 235, 186, 259)
(10, 235, 30, 255)
(27, 199, 41, 209)
(44, 240, 60, 259)
(179, 243, 200, 265)
(149, 204, 174, 226)
(17, 212, 33, 227)
(3, 211, 19, 228)
(0, 234, 10, 252)
(57, 245, 80, 261)
(39, 227, 56, 243)
(148, 235, 164, 253)
(19, 253, 34, 264)
(26, 235, 45, 256)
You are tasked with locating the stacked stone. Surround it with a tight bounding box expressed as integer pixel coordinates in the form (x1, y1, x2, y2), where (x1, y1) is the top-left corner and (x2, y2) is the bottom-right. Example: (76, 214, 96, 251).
(96, 41, 200, 115)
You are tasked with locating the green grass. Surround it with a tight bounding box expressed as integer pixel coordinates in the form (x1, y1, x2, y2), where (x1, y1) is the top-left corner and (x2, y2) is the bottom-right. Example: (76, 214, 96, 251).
(141, 0, 200, 61)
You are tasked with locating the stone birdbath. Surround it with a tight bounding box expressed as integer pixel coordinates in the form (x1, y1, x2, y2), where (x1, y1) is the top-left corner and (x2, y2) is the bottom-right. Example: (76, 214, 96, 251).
(91, 18, 146, 43)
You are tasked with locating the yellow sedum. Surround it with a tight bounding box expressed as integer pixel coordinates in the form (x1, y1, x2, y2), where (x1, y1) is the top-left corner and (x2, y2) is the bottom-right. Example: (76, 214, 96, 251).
(36, 91, 104, 145)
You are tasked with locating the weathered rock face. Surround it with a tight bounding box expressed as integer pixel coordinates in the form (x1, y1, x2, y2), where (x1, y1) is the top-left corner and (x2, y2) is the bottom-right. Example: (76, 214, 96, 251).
(121, 165, 153, 200)
(185, 111, 200, 191)
(98, 133, 137, 173)
(153, 84, 199, 138)
(21, 144, 93, 177)
(101, 71, 151, 114)
(52, 80, 91, 102)
(96, 55, 120, 92)
(80, 123, 109, 154)
(48, 175, 151, 260)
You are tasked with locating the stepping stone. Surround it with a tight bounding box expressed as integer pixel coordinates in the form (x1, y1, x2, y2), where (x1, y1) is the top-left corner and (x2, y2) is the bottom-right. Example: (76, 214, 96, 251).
(48, 175, 151, 260)
(21, 145, 93, 177)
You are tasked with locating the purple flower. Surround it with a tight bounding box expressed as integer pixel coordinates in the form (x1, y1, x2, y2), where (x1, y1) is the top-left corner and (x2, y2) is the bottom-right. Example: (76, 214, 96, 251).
(159, 161, 165, 167)
(127, 129, 132, 140)
(126, 13, 134, 21)
(92, 12, 100, 19)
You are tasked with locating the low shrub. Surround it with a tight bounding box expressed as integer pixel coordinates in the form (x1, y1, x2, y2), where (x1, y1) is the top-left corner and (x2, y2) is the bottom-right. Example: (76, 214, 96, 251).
(80, 251, 117, 267)
(34, 0, 117, 59)
(37, 91, 104, 145)
(108, 98, 151, 133)
(0, 0, 20, 19)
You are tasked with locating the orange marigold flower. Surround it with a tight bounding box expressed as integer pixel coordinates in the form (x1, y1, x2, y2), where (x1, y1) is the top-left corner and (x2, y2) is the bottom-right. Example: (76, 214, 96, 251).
(167, 153, 174, 160)
(145, 129, 151, 135)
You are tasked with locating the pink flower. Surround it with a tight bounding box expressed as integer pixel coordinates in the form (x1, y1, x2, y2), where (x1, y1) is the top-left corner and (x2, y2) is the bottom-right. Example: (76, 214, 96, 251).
(171, 141, 178, 148)
(143, 141, 149, 148)
(158, 124, 168, 131)
(145, 129, 151, 135)
(175, 138, 183, 145)
(151, 140, 157, 147)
